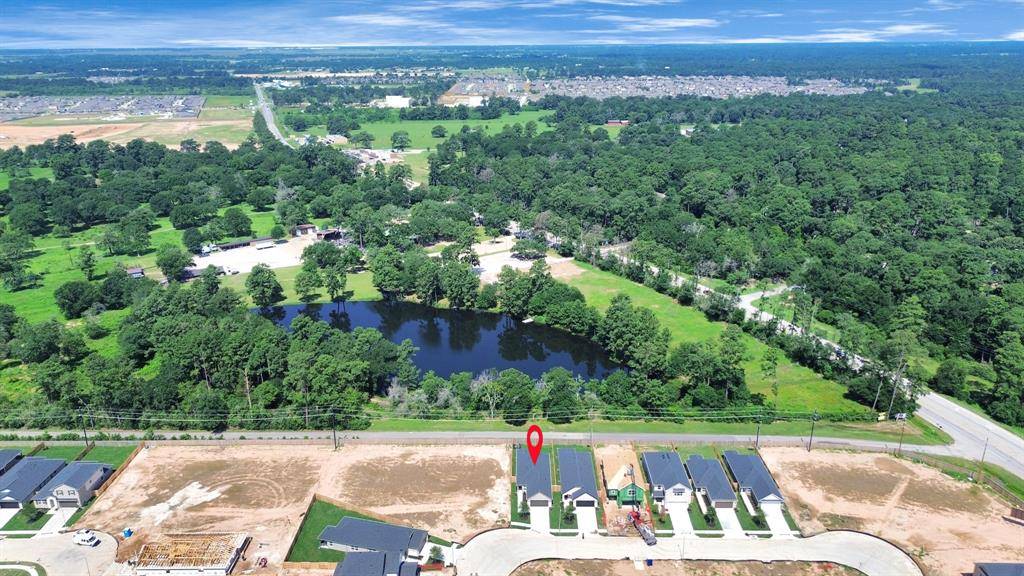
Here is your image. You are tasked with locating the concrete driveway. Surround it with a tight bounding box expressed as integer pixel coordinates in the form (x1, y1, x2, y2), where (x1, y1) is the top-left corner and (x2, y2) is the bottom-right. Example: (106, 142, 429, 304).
(0, 531, 117, 576)
(716, 508, 743, 537)
(763, 505, 792, 536)
(454, 529, 923, 576)
(665, 503, 692, 534)
(576, 506, 598, 534)
(529, 505, 550, 533)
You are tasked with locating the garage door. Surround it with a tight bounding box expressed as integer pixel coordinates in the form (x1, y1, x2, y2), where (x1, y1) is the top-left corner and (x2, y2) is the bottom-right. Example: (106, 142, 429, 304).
(575, 500, 596, 507)
(0, 501, 18, 509)
(57, 499, 79, 508)
(529, 499, 549, 507)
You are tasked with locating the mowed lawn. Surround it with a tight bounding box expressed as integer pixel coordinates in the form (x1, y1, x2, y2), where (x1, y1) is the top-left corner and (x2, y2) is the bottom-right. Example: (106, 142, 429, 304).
(286, 500, 379, 562)
(35, 444, 88, 460)
(565, 262, 863, 414)
(0, 167, 54, 190)
(83, 444, 138, 467)
(220, 268, 380, 306)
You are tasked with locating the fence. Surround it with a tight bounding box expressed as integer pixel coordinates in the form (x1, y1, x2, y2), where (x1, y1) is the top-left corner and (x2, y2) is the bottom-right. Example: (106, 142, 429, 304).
(899, 452, 1024, 510)
(93, 442, 145, 499)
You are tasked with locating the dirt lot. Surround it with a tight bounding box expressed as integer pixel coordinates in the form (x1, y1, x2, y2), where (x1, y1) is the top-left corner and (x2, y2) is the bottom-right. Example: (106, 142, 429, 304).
(513, 560, 861, 576)
(81, 443, 509, 569)
(594, 444, 645, 535)
(0, 118, 252, 149)
(195, 234, 316, 273)
(761, 447, 1024, 576)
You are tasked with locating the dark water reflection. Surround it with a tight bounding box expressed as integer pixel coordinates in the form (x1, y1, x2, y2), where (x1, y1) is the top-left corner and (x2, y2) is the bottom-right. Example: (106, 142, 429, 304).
(259, 301, 620, 379)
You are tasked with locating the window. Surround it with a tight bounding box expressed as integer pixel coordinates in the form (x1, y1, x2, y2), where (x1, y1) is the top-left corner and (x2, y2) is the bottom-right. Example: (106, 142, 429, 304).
(627, 489, 635, 497)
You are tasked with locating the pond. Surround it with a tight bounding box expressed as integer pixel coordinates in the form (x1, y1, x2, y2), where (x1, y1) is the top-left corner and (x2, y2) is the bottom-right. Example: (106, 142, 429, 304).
(259, 301, 620, 379)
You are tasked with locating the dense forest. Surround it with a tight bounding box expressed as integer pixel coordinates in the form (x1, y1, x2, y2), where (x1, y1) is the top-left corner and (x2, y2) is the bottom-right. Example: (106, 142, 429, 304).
(2, 45, 1023, 429)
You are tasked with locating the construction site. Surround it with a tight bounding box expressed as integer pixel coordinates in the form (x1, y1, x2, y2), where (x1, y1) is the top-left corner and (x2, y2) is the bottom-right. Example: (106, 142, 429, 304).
(133, 533, 250, 576)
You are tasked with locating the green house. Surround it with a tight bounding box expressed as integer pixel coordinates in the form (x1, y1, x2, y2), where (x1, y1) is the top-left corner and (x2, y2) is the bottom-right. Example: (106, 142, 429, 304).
(602, 462, 645, 506)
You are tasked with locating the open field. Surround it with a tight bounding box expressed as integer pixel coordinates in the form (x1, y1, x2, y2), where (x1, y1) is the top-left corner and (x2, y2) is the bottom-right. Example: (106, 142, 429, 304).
(0, 118, 253, 149)
(0, 167, 53, 190)
(81, 443, 510, 569)
(512, 560, 862, 576)
(563, 262, 864, 414)
(34, 444, 86, 460)
(761, 447, 1024, 576)
(219, 267, 380, 306)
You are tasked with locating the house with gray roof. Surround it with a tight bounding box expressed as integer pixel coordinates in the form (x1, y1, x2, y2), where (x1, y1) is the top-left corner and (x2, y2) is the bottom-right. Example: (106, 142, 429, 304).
(722, 451, 784, 506)
(640, 451, 691, 507)
(975, 564, 1024, 576)
(556, 448, 598, 508)
(685, 455, 736, 509)
(333, 551, 420, 576)
(319, 517, 428, 561)
(0, 457, 65, 509)
(0, 449, 21, 476)
(515, 448, 552, 508)
(31, 461, 111, 509)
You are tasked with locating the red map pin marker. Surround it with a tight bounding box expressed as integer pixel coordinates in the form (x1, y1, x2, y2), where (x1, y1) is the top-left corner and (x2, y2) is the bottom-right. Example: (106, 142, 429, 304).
(526, 424, 544, 465)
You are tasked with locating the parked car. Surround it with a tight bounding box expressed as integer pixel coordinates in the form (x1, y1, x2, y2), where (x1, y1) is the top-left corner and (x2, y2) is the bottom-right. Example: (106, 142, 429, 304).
(73, 529, 99, 547)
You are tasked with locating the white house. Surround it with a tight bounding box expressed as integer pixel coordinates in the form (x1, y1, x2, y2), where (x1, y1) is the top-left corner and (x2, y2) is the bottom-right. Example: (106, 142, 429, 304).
(640, 452, 692, 509)
(32, 461, 111, 509)
(556, 448, 598, 508)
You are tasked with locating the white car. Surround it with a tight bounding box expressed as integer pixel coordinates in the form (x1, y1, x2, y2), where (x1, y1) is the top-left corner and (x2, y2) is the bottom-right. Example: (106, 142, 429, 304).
(72, 529, 99, 547)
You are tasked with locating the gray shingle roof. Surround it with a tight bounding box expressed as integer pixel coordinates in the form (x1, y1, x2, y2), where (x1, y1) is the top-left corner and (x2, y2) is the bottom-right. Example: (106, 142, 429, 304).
(722, 451, 783, 503)
(0, 449, 21, 472)
(319, 517, 427, 555)
(0, 457, 65, 504)
(685, 455, 736, 503)
(976, 564, 1024, 576)
(398, 562, 419, 576)
(515, 448, 552, 500)
(641, 452, 690, 490)
(557, 449, 598, 501)
(32, 461, 110, 501)
(335, 552, 385, 576)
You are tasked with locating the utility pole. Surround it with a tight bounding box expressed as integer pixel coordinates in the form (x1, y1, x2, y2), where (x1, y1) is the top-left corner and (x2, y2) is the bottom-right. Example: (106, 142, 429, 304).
(755, 410, 762, 450)
(896, 416, 906, 456)
(807, 411, 819, 452)
(80, 413, 90, 446)
(331, 410, 338, 451)
(978, 436, 989, 482)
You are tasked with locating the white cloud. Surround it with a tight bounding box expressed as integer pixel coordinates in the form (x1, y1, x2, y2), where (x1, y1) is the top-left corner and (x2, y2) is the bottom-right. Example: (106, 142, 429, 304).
(588, 14, 720, 31)
(1006, 29, 1024, 40)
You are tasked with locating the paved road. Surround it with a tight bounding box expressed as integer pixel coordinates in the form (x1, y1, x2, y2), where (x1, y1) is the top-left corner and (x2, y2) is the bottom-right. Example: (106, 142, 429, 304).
(253, 83, 293, 148)
(0, 532, 116, 576)
(453, 529, 922, 576)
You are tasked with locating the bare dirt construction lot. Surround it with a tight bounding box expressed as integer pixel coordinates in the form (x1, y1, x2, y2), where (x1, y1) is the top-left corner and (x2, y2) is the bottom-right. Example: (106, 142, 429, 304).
(593, 444, 643, 536)
(512, 560, 861, 576)
(81, 443, 509, 568)
(319, 444, 510, 542)
(761, 447, 1024, 576)
(0, 117, 252, 149)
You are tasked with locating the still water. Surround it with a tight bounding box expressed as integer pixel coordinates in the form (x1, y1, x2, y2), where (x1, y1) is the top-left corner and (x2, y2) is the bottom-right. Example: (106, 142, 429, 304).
(260, 301, 620, 379)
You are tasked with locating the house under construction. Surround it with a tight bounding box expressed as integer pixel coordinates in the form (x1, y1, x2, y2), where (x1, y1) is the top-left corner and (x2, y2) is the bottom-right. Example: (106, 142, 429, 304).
(134, 533, 249, 576)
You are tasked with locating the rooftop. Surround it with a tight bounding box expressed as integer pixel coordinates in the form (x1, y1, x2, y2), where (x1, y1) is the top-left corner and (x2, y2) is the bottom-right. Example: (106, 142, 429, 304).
(641, 451, 690, 489)
(0, 457, 65, 503)
(515, 448, 552, 500)
(0, 449, 21, 471)
(557, 448, 598, 500)
(976, 564, 1024, 576)
(136, 533, 248, 569)
(685, 455, 736, 503)
(319, 517, 428, 555)
(33, 461, 110, 500)
(722, 450, 783, 503)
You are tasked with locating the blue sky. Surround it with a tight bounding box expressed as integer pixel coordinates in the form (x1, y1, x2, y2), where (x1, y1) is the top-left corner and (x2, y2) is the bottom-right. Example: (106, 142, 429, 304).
(2, 0, 1023, 48)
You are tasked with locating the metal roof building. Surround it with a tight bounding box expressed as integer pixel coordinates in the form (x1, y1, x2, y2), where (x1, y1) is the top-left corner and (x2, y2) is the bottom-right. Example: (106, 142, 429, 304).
(685, 455, 736, 506)
(556, 448, 598, 502)
(722, 451, 784, 504)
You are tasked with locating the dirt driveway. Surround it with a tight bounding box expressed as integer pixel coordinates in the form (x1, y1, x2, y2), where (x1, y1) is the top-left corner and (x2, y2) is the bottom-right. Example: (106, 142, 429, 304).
(195, 234, 316, 273)
(761, 447, 1024, 576)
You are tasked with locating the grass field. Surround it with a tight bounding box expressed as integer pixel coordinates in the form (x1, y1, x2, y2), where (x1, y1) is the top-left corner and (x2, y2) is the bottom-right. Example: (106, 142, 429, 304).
(83, 444, 138, 467)
(565, 263, 864, 414)
(0, 167, 54, 190)
(1, 509, 52, 531)
(365, 414, 949, 445)
(285, 499, 378, 562)
(220, 268, 380, 306)
(897, 78, 938, 94)
(35, 444, 87, 460)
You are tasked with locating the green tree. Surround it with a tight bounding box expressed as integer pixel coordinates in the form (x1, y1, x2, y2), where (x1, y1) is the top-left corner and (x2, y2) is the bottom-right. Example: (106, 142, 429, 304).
(351, 131, 375, 149)
(155, 245, 194, 282)
(440, 261, 478, 309)
(54, 280, 101, 319)
(324, 264, 349, 305)
(541, 367, 579, 424)
(497, 369, 535, 425)
(431, 125, 447, 138)
(222, 207, 253, 237)
(77, 246, 97, 280)
(294, 268, 322, 303)
(391, 130, 412, 151)
(246, 264, 285, 308)
(760, 347, 780, 403)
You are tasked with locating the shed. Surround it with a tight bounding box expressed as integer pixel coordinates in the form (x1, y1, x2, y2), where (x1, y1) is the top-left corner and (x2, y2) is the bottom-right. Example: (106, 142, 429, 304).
(515, 448, 552, 507)
(126, 267, 145, 279)
(556, 449, 598, 507)
(32, 461, 112, 509)
(685, 455, 736, 509)
(0, 457, 65, 509)
(292, 223, 317, 236)
(641, 452, 691, 506)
